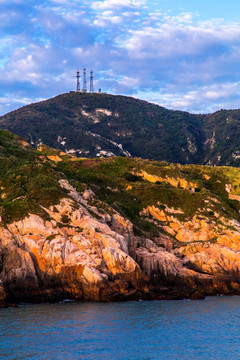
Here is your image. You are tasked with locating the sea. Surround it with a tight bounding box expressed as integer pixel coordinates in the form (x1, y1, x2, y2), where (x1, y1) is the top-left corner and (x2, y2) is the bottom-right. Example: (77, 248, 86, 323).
(1, 296, 240, 360)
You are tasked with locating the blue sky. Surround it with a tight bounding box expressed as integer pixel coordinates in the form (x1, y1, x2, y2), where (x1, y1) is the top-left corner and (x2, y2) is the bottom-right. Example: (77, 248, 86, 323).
(1, 0, 240, 115)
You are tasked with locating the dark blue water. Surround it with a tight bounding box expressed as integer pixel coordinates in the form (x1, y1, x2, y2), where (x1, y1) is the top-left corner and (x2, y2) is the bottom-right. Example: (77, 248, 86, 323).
(1, 297, 240, 360)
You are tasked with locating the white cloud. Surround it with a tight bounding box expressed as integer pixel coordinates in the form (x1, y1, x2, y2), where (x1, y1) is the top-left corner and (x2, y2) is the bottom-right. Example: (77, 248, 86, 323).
(92, 0, 145, 10)
(1, 1, 240, 115)
(119, 75, 140, 87)
(124, 16, 240, 60)
(94, 14, 123, 27)
(153, 82, 240, 113)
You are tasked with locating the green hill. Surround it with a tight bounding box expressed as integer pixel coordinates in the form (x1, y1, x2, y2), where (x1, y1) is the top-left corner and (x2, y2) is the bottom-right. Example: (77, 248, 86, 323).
(0, 92, 205, 164)
(1, 92, 240, 166)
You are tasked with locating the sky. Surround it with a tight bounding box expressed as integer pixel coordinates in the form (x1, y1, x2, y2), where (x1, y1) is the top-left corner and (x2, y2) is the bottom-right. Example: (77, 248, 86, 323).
(1, 1, 240, 115)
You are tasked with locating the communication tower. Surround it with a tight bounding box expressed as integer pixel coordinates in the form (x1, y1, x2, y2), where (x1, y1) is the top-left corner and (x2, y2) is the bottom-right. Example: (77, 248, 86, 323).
(90, 70, 94, 93)
(76, 70, 80, 92)
(82, 68, 87, 92)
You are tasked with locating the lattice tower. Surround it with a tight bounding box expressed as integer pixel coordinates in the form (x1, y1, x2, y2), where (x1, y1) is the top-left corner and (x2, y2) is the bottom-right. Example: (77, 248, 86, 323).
(90, 70, 94, 93)
(76, 70, 80, 92)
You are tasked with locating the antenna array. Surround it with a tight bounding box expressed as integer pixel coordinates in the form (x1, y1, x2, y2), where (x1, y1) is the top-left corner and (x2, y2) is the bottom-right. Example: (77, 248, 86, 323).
(75, 68, 96, 93)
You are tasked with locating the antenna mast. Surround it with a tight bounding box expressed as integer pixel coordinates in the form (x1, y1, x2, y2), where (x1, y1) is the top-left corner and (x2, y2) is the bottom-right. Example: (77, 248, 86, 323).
(76, 69, 80, 92)
(90, 70, 94, 93)
(82, 68, 87, 92)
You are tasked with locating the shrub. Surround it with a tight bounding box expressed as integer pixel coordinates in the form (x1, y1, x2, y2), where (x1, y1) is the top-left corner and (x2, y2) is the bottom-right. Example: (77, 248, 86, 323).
(61, 214, 70, 223)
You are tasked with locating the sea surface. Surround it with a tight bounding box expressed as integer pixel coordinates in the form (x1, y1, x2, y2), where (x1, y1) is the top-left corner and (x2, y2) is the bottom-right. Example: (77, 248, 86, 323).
(1, 296, 240, 360)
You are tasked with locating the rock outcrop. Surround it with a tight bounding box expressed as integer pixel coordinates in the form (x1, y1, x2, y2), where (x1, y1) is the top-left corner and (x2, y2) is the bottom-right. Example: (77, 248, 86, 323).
(0, 180, 148, 306)
(138, 203, 240, 296)
(2, 179, 240, 307)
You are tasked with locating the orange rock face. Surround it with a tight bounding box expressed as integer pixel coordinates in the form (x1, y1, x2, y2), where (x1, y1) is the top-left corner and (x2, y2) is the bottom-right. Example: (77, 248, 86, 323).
(2, 181, 240, 306)
(138, 204, 240, 296)
(0, 181, 148, 305)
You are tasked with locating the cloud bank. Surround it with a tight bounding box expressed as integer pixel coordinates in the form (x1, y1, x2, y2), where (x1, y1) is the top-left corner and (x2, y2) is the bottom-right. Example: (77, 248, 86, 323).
(0, 0, 240, 114)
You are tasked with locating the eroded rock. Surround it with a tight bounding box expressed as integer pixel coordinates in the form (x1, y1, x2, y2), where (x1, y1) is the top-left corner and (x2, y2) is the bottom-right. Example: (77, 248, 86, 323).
(2, 179, 240, 306)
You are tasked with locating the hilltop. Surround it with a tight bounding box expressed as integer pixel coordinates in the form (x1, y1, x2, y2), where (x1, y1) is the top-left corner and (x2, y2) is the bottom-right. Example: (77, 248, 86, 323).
(0, 92, 206, 164)
(0, 92, 240, 166)
(2, 130, 240, 305)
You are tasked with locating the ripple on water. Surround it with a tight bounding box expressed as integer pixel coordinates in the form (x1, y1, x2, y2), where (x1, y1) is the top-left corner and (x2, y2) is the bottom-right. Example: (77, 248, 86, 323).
(1, 297, 240, 360)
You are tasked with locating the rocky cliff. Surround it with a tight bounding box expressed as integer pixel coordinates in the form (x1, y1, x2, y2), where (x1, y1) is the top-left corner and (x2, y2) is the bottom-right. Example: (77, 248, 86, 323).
(2, 130, 240, 306)
(0, 181, 146, 305)
(2, 177, 240, 307)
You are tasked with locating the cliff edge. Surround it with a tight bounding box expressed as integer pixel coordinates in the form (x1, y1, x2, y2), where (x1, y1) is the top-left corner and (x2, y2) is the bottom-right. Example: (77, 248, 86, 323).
(1, 130, 240, 306)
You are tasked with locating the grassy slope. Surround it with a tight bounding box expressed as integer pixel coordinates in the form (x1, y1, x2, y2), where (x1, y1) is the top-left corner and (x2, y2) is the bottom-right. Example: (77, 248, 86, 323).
(0, 131, 69, 222)
(55, 157, 240, 235)
(1, 129, 240, 243)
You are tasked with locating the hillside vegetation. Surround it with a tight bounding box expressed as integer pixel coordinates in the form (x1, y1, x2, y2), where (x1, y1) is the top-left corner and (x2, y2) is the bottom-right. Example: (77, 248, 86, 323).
(0, 129, 240, 232)
(2, 130, 240, 305)
(0, 92, 205, 164)
(1, 92, 240, 166)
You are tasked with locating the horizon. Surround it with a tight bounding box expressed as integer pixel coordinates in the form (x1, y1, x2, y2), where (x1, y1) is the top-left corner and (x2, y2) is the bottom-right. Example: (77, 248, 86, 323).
(1, 1, 240, 115)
